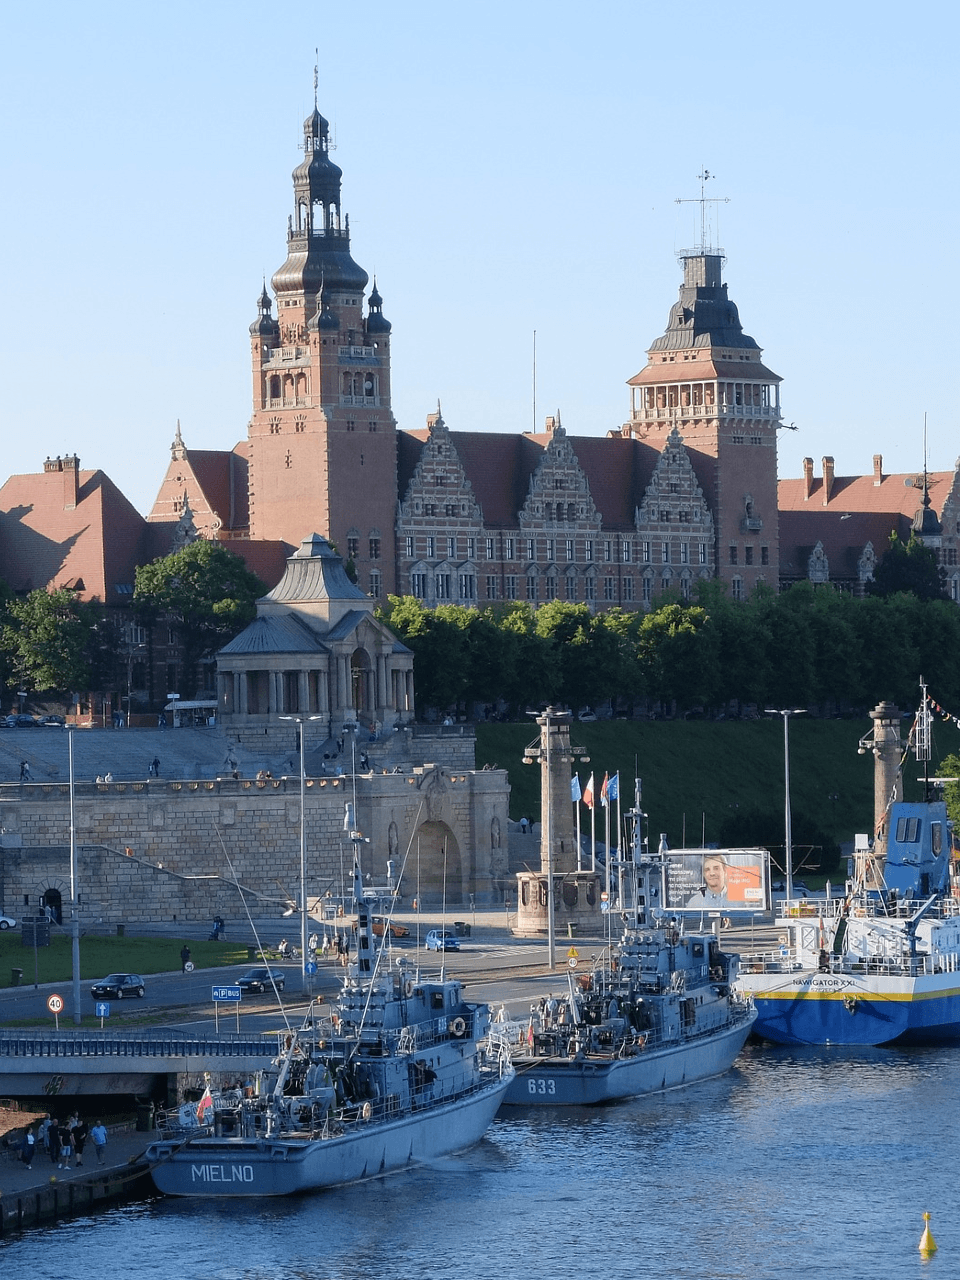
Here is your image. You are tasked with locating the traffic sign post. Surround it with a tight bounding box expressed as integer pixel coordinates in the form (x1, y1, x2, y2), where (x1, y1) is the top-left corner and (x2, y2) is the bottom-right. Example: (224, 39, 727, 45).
(96, 1001, 110, 1027)
(212, 984, 242, 1032)
(47, 993, 64, 1030)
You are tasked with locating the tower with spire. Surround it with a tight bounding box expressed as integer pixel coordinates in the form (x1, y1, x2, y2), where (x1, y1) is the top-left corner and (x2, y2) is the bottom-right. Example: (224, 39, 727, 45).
(246, 105, 398, 595)
(622, 223, 782, 596)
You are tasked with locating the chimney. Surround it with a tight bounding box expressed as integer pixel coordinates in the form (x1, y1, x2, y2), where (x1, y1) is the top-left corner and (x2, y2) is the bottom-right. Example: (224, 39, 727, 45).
(802, 457, 814, 500)
(43, 454, 80, 510)
(61, 454, 80, 510)
(544, 415, 557, 434)
(822, 456, 835, 505)
(873, 454, 883, 486)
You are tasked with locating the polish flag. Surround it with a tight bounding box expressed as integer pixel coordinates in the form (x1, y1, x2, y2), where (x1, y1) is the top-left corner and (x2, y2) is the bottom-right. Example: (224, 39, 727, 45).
(582, 773, 595, 809)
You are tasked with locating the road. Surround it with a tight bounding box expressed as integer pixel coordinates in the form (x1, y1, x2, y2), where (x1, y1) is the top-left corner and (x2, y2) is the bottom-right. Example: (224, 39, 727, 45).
(0, 919, 781, 1033)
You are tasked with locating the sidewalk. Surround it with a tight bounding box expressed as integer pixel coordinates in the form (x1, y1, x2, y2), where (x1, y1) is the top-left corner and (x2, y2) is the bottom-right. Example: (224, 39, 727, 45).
(1, 1122, 152, 1197)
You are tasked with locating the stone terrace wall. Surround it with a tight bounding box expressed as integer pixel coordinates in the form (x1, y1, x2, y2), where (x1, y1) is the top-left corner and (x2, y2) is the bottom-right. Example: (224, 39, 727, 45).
(0, 765, 509, 922)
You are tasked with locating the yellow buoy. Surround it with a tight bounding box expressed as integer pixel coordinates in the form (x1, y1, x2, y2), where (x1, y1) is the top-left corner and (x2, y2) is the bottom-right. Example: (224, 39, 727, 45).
(919, 1211, 938, 1256)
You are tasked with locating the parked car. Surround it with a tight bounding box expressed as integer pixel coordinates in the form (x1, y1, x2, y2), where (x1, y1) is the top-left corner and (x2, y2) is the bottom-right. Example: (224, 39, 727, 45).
(772, 880, 810, 897)
(14, 714, 38, 727)
(0, 715, 16, 729)
(355, 917, 410, 939)
(0, 913, 16, 930)
(90, 973, 145, 999)
(236, 967, 286, 994)
(424, 929, 460, 952)
(38, 714, 65, 727)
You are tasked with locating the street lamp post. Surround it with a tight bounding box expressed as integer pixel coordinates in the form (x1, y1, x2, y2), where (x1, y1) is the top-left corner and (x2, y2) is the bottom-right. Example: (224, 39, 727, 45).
(765, 708, 807, 899)
(279, 713, 322, 993)
(68, 728, 81, 1024)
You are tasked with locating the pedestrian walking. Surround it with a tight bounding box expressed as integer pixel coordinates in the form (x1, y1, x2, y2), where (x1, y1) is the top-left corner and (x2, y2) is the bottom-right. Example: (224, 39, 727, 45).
(90, 1120, 107, 1165)
(21, 1125, 36, 1167)
(57, 1119, 73, 1169)
(180, 945, 191, 972)
(150, 757, 161, 777)
(19, 760, 30, 781)
(73, 1116, 88, 1166)
(48, 1117, 61, 1165)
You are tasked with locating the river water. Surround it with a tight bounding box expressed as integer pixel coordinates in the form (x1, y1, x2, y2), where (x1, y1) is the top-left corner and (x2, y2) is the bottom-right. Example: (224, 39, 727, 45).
(2, 1042, 955, 1280)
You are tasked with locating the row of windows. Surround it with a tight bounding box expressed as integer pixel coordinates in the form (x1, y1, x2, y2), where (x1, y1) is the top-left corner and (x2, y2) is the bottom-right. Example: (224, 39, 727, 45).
(728, 546, 770, 566)
(403, 535, 710, 565)
(347, 537, 381, 560)
(410, 572, 696, 604)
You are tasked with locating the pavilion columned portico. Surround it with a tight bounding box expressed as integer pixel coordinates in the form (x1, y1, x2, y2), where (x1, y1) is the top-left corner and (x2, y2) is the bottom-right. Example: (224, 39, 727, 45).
(217, 534, 414, 742)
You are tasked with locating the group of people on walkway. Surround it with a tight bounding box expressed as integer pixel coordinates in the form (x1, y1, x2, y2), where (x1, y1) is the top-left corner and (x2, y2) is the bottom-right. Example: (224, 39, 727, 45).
(17, 1113, 108, 1170)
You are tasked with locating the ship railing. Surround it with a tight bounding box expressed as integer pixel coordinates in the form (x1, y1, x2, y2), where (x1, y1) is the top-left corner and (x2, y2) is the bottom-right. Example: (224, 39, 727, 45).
(776, 896, 960, 922)
(739, 950, 954, 978)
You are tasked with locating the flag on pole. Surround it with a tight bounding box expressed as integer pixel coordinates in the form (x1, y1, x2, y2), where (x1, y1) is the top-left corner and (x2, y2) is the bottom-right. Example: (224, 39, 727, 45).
(582, 773, 595, 809)
(607, 773, 619, 803)
(570, 774, 582, 803)
(600, 772, 610, 807)
(196, 1086, 214, 1123)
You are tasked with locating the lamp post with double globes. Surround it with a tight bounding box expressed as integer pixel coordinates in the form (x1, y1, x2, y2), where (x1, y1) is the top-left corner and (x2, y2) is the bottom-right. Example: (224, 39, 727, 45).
(279, 714, 322, 992)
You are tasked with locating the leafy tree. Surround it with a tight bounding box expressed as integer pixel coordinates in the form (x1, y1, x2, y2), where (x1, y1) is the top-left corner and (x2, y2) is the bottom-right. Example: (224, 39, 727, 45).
(936, 753, 960, 830)
(134, 542, 266, 696)
(378, 597, 472, 712)
(868, 531, 946, 601)
(0, 588, 115, 695)
(636, 603, 717, 710)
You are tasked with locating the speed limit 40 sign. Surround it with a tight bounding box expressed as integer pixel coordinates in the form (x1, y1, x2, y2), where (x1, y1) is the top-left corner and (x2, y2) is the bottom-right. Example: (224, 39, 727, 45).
(47, 993, 64, 1014)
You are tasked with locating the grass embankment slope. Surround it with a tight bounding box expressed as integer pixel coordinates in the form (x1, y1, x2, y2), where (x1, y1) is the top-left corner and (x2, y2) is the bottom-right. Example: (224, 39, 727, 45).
(475, 715, 960, 854)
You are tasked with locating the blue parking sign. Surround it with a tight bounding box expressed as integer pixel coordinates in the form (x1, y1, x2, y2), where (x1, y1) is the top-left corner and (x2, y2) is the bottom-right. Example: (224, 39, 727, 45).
(212, 985, 242, 1002)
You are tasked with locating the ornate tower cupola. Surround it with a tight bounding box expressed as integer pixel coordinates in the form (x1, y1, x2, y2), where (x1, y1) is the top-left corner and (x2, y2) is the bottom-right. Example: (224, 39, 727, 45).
(246, 101, 398, 596)
(366, 280, 391, 334)
(622, 176, 782, 596)
(250, 284, 280, 338)
(271, 108, 368, 303)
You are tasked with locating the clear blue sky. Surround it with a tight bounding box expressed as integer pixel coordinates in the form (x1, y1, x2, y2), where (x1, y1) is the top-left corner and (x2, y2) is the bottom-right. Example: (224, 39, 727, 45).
(2, 0, 956, 515)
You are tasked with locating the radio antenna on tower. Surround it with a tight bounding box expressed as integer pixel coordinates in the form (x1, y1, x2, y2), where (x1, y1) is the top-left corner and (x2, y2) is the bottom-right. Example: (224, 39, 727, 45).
(676, 169, 730, 257)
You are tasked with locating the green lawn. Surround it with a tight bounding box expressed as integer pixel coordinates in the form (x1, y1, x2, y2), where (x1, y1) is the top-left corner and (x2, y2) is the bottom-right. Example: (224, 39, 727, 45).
(475, 714, 956, 867)
(0, 933, 253, 989)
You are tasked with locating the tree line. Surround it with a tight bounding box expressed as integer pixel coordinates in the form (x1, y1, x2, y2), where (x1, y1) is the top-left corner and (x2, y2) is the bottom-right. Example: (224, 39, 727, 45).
(378, 579, 960, 718)
(0, 543, 265, 707)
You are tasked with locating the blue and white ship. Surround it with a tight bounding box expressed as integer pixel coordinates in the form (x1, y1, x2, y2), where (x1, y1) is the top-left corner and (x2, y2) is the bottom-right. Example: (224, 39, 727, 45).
(738, 690, 960, 1046)
(499, 792, 756, 1105)
(146, 867, 513, 1197)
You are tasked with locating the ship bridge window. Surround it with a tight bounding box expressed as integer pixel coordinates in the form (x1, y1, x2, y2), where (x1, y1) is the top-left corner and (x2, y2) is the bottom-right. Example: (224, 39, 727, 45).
(895, 816, 921, 843)
(430, 992, 444, 1010)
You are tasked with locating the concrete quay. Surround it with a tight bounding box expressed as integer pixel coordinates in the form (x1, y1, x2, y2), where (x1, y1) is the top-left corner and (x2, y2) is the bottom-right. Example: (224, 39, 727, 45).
(0, 1121, 154, 1235)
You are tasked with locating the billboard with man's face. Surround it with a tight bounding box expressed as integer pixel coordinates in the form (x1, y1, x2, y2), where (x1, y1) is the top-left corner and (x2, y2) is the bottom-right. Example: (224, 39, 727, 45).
(665, 849, 769, 914)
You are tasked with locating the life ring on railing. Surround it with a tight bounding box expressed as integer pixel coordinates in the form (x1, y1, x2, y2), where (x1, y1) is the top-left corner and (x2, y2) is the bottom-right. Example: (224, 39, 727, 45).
(450, 1016, 467, 1038)
(404, 979, 415, 997)
(361, 1101, 372, 1121)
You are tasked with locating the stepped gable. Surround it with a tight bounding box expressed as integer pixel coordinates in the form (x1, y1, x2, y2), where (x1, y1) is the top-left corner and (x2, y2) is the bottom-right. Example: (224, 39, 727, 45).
(148, 423, 250, 538)
(0, 456, 150, 602)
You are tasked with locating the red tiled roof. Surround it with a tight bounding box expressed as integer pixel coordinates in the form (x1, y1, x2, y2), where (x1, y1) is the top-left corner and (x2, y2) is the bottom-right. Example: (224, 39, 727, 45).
(778, 509, 911, 581)
(778, 469, 952, 520)
(628, 358, 781, 386)
(147, 445, 250, 535)
(0, 466, 150, 602)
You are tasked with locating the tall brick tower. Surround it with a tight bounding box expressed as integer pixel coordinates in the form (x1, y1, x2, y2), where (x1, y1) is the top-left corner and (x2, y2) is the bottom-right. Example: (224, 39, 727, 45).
(623, 245, 782, 597)
(247, 107, 398, 597)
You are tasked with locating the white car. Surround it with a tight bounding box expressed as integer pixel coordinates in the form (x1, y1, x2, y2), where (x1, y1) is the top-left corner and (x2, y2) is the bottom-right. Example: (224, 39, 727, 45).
(0, 913, 16, 930)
